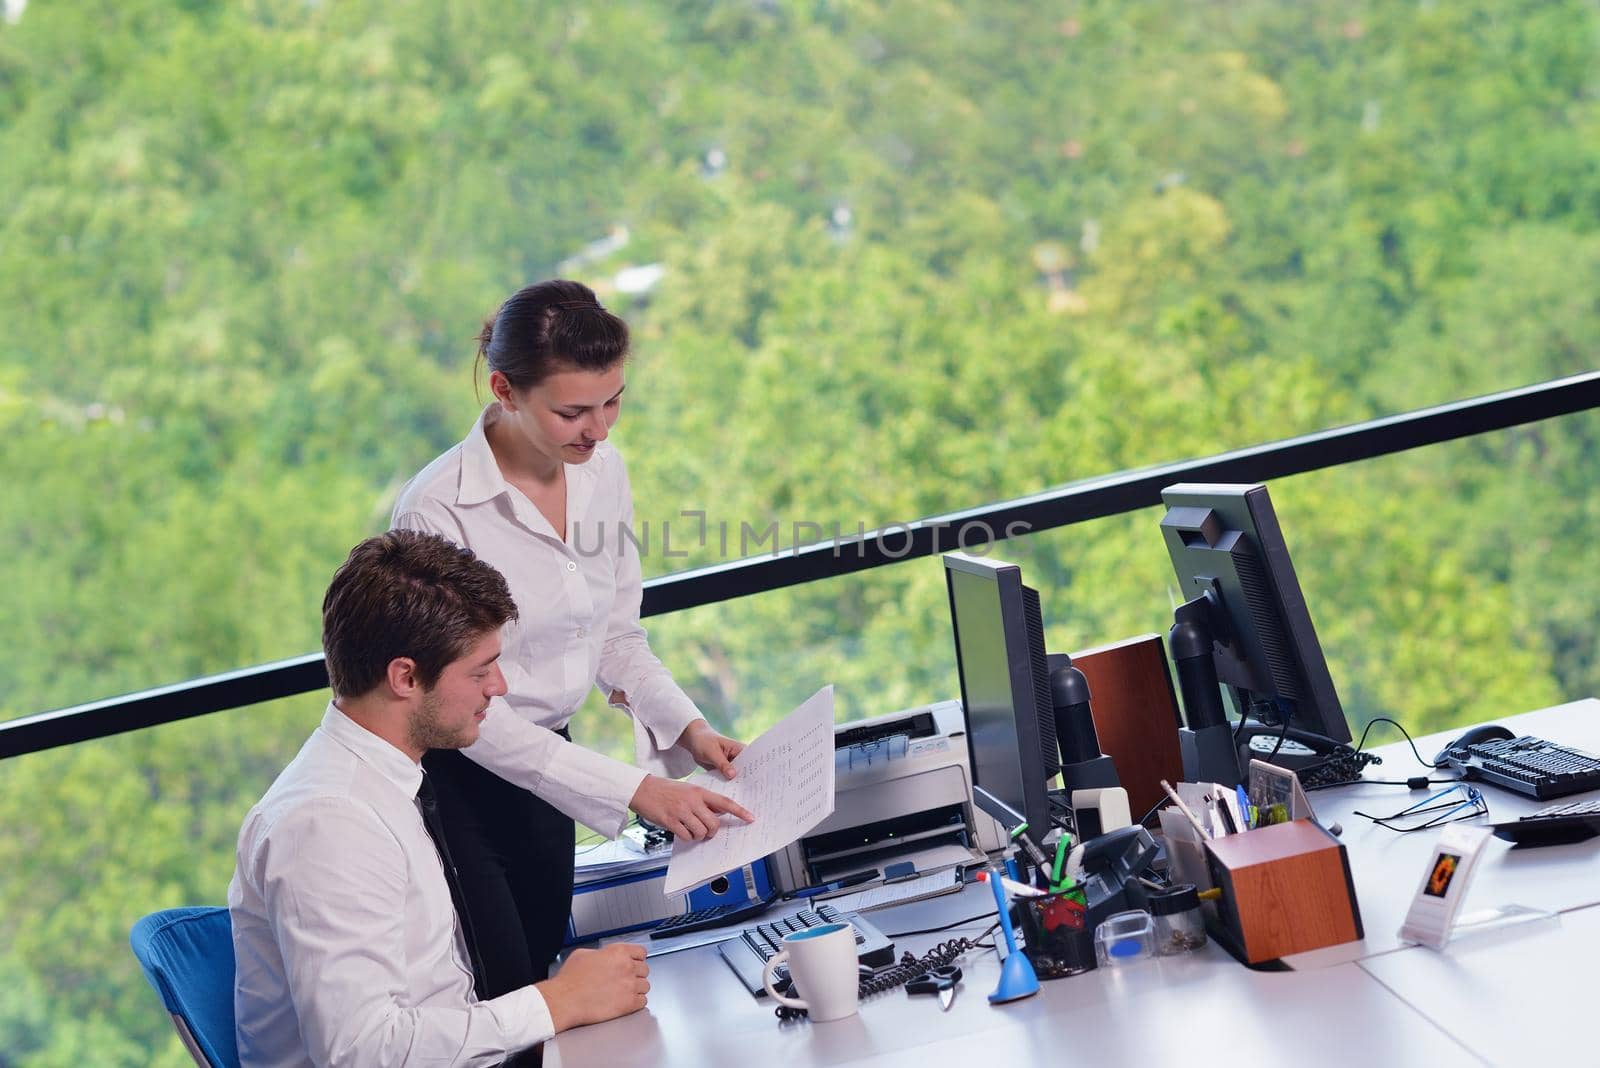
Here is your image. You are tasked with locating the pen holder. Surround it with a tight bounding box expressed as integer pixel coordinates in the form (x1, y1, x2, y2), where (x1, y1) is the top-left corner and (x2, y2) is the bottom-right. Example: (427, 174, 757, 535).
(1202, 819, 1363, 964)
(1012, 891, 1097, 979)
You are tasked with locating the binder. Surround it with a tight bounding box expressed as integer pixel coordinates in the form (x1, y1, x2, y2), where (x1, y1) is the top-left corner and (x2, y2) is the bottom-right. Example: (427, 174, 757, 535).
(565, 855, 775, 944)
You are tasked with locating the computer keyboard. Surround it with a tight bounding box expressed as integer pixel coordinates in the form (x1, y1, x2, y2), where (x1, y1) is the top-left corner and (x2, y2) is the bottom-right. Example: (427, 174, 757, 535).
(717, 903, 896, 996)
(1492, 798, 1600, 847)
(1437, 735, 1600, 801)
(649, 896, 775, 939)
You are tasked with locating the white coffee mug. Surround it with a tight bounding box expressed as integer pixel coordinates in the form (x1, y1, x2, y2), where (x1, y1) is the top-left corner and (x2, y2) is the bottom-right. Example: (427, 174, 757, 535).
(760, 921, 860, 1022)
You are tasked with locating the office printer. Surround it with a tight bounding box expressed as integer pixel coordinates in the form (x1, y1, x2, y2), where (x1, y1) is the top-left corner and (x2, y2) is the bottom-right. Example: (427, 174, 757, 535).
(769, 700, 1006, 892)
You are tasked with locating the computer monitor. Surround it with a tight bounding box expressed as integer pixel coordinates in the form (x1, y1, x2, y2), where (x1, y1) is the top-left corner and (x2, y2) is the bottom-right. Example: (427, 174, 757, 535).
(1159, 483, 1351, 751)
(943, 552, 1059, 850)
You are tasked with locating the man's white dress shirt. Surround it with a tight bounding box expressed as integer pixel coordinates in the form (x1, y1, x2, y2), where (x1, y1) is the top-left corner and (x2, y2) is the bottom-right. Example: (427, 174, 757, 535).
(229, 705, 553, 1066)
(392, 406, 702, 837)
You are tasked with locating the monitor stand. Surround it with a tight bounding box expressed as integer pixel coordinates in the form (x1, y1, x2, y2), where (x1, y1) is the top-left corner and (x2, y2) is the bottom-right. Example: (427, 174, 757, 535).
(1170, 597, 1243, 786)
(1047, 653, 1121, 794)
(1169, 597, 1349, 786)
(1180, 723, 1243, 786)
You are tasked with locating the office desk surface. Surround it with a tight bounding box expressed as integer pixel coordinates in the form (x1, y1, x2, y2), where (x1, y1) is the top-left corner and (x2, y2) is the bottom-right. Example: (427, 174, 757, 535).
(1358, 902, 1598, 1068)
(551, 699, 1600, 1067)
(549, 883, 1478, 1068)
(1287, 698, 1600, 967)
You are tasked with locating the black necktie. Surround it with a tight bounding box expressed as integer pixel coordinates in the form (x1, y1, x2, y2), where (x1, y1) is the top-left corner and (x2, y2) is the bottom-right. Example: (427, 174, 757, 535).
(416, 773, 489, 996)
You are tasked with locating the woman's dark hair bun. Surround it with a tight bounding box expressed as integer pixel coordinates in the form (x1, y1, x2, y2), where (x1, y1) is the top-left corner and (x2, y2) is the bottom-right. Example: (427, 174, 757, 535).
(476, 317, 496, 360)
(473, 279, 630, 393)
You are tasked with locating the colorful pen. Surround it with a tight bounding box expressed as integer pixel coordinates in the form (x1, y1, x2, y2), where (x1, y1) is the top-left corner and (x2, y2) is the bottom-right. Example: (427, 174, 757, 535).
(1236, 785, 1254, 830)
(1050, 833, 1072, 891)
(977, 870, 1047, 898)
(1214, 793, 1239, 835)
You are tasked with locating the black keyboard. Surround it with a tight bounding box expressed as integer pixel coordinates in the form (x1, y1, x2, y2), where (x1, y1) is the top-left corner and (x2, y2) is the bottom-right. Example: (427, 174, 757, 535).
(649, 896, 775, 939)
(1492, 798, 1600, 847)
(1438, 735, 1600, 801)
(717, 903, 896, 996)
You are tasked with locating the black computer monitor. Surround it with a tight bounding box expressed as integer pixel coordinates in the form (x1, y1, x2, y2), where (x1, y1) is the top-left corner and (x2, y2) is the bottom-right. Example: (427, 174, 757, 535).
(943, 552, 1059, 850)
(1159, 482, 1351, 749)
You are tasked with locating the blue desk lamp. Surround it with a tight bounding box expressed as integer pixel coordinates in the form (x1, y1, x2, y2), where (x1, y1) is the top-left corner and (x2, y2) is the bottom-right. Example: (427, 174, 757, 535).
(984, 866, 1040, 1003)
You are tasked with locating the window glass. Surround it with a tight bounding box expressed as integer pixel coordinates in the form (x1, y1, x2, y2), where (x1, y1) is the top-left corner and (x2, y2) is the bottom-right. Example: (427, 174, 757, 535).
(4, 2, 1595, 724)
(2, 1, 1597, 1059)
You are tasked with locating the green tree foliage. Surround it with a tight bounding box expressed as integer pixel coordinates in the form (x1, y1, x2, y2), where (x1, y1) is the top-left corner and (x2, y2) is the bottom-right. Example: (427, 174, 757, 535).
(0, 0, 1595, 1060)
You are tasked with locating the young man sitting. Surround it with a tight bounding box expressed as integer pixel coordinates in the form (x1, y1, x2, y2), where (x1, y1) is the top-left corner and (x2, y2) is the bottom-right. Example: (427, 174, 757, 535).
(230, 530, 649, 1066)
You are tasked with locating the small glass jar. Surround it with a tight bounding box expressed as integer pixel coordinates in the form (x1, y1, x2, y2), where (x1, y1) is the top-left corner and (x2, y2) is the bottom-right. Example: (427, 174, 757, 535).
(1148, 883, 1208, 955)
(1093, 910, 1156, 967)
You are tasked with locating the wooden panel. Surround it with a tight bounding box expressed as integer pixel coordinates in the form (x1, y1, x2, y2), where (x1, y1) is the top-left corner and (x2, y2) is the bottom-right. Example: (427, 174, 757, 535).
(1070, 634, 1185, 821)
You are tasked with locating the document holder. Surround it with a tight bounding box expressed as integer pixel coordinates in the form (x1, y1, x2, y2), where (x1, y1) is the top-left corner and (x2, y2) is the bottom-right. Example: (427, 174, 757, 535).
(1202, 819, 1362, 964)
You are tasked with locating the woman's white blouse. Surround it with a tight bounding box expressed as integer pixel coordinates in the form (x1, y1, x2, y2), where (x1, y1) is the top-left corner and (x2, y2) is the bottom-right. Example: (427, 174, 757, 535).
(391, 406, 702, 837)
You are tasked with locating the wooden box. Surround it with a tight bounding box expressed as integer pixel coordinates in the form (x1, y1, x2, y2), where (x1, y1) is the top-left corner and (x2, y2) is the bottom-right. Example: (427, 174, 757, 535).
(1203, 819, 1363, 964)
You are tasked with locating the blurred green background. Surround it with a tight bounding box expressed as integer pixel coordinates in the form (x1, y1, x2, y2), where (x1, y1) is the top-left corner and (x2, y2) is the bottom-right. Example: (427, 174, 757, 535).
(1, 1, 1596, 1062)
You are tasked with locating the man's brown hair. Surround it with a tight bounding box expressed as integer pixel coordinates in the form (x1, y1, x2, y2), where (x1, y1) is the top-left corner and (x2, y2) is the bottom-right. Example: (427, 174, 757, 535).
(321, 530, 518, 698)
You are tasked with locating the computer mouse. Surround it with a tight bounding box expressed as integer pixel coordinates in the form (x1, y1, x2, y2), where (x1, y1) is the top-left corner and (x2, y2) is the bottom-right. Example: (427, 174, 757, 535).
(1434, 723, 1516, 765)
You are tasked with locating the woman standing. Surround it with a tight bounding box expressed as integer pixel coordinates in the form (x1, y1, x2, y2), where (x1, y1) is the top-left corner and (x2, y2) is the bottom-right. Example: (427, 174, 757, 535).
(392, 279, 753, 1004)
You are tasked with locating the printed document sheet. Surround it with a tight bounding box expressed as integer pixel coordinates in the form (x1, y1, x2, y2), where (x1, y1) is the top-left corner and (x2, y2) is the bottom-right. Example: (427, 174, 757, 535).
(663, 685, 835, 896)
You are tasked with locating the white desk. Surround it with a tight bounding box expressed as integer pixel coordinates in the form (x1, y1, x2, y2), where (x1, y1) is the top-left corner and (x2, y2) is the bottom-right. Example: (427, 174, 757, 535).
(550, 700, 1600, 1068)
(1357, 902, 1596, 1068)
(1288, 699, 1600, 967)
(550, 885, 1479, 1068)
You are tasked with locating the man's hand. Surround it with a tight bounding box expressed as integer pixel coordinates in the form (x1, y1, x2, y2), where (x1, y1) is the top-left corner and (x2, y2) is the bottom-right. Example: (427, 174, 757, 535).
(629, 775, 755, 841)
(539, 944, 650, 1031)
(677, 718, 746, 780)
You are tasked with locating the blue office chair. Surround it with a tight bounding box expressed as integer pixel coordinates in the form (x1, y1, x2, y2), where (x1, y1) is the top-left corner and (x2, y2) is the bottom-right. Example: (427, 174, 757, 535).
(130, 906, 241, 1068)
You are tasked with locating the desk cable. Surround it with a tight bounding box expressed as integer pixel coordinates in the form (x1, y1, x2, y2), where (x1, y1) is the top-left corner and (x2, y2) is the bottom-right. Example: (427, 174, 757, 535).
(1350, 716, 1440, 767)
(1303, 716, 1464, 791)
